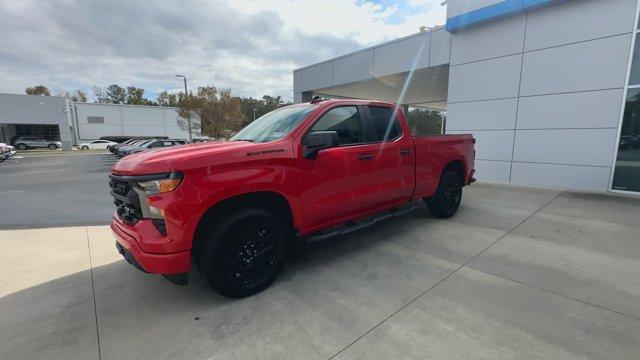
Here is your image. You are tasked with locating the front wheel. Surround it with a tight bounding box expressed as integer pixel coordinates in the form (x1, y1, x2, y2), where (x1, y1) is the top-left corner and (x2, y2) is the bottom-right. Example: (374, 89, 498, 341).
(48, 144, 57, 150)
(199, 208, 287, 298)
(426, 171, 463, 218)
(81, 145, 89, 150)
(16, 143, 27, 150)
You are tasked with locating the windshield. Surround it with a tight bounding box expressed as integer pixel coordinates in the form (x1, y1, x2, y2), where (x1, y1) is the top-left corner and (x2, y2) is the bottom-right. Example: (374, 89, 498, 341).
(131, 140, 152, 147)
(230, 105, 316, 143)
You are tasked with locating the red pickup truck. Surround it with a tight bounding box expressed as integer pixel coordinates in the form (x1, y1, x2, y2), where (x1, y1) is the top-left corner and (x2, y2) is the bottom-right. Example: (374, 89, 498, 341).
(110, 99, 475, 297)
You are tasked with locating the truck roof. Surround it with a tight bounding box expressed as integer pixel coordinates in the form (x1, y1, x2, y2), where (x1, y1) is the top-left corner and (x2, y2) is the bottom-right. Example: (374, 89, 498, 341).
(307, 97, 398, 107)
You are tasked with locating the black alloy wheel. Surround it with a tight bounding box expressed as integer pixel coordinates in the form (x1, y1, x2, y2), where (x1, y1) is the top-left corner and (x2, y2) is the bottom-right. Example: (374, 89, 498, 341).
(220, 219, 278, 285)
(442, 177, 462, 212)
(200, 208, 287, 298)
(426, 171, 463, 218)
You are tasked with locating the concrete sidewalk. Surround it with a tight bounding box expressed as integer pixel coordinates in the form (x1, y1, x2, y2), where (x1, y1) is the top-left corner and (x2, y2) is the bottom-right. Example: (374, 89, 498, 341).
(1, 184, 639, 360)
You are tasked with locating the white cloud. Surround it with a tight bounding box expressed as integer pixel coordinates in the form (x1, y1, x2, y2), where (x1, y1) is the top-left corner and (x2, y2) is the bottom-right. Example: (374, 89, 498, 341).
(0, 0, 446, 102)
(231, 0, 445, 44)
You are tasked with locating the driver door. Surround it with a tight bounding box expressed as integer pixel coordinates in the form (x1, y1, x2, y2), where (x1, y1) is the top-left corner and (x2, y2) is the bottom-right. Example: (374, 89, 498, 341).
(297, 105, 388, 230)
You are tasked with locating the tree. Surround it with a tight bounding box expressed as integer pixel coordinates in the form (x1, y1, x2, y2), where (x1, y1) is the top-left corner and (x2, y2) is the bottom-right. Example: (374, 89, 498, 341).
(105, 84, 126, 104)
(262, 95, 285, 110)
(176, 92, 201, 140)
(125, 86, 144, 104)
(406, 107, 444, 135)
(200, 87, 244, 139)
(125, 86, 156, 105)
(157, 91, 179, 107)
(92, 86, 108, 103)
(25, 85, 50, 96)
(237, 94, 290, 127)
(177, 85, 244, 140)
(57, 89, 88, 102)
(72, 90, 88, 102)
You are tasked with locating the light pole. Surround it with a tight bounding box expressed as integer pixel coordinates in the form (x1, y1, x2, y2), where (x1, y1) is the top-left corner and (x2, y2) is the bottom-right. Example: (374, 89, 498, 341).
(252, 108, 257, 122)
(175, 75, 192, 142)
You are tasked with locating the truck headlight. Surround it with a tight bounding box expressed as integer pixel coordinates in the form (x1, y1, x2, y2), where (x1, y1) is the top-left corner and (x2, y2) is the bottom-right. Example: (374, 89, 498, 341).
(135, 174, 182, 195)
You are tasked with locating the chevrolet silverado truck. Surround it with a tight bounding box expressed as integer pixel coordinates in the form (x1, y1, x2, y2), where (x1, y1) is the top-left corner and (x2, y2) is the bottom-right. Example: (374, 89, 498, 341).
(109, 98, 475, 298)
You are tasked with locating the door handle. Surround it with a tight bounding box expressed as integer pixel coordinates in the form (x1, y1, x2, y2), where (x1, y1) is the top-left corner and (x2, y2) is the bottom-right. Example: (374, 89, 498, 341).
(358, 154, 373, 161)
(399, 149, 412, 156)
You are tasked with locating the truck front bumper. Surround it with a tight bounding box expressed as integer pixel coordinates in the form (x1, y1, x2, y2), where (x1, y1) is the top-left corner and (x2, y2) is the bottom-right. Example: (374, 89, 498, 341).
(111, 215, 191, 275)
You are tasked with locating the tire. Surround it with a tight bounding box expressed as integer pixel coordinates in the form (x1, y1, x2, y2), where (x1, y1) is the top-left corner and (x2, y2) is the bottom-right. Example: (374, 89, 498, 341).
(199, 208, 287, 298)
(426, 170, 464, 219)
(48, 144, 57, 150)
(82, 145, 89, 150)
(16, 143, 27, 150)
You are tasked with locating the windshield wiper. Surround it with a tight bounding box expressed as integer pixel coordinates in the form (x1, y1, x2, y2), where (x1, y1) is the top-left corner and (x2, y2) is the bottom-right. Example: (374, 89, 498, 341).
(234, 138, 255, 142)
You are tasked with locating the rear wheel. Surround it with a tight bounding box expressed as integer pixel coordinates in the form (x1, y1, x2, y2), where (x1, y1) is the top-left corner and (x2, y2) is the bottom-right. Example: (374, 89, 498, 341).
(199, 208, 287, 298)
(426, 171, 463, 218)
(16, 143, 27, 150)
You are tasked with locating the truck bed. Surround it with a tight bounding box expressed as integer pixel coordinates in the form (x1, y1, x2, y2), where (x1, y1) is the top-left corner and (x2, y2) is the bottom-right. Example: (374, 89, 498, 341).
(412, 134, 475, 199)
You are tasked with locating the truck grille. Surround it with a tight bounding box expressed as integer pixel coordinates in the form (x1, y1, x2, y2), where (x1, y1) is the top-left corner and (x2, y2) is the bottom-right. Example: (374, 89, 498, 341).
(109, 178, 130, 197)
(109, 175, 142, 225)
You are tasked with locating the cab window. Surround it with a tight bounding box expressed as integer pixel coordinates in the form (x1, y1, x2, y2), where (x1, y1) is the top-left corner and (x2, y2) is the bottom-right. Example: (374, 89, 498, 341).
(365, 106, 402, 142)
(310, 106, 363, 146)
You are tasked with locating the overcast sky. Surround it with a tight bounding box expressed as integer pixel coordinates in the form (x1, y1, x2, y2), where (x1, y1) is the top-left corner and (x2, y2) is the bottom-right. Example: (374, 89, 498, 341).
(0, 0, 446, 102)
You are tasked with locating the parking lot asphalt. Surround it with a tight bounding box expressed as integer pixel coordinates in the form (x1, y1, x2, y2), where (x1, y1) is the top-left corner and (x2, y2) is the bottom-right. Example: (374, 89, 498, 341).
(1, 174, 639, 359)
(0, 152, 117, 229)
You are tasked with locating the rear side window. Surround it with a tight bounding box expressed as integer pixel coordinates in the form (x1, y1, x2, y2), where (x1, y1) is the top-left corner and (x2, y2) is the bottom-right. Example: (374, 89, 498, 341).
(406, 107, 444, 136)
(310, 106, 364, 145)
(365, 106, 402, 142)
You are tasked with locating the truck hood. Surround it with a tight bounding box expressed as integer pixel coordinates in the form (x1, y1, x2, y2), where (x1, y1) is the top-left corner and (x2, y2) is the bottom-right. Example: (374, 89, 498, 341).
(112, 141, 256, 175)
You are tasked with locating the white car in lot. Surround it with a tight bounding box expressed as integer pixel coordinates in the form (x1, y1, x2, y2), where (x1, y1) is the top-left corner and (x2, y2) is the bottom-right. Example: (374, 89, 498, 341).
(77, 140, 117, 150)
(0, 143, 17, 157)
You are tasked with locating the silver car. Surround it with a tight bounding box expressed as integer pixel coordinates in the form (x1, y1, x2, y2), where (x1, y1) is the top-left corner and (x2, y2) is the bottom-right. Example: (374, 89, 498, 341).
(12, 137, 62, 150)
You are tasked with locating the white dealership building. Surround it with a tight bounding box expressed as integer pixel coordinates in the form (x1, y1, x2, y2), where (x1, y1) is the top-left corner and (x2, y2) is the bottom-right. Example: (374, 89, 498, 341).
(0, 93, 192, 150)
(295, 0, 640, 194)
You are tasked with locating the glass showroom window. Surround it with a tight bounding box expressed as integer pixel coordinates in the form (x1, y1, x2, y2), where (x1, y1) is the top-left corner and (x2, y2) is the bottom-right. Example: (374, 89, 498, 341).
(613, 30, 640, 193)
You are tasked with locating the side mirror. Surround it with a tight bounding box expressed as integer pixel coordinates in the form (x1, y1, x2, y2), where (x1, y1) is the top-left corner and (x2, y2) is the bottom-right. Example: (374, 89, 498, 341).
(303, 131, 339, 159)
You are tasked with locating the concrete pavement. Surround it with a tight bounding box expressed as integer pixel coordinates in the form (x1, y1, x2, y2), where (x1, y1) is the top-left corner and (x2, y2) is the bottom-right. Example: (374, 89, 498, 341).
(0, 152, 117, 229)
(1, 183, 639, 360)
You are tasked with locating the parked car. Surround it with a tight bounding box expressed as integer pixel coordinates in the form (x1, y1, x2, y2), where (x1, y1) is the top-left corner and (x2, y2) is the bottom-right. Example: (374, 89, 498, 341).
(191, 138, 212, 143)
(109, 99, 476, 298)
(118, 139, 186, 157)
(0, 143, 16, 162)
(77, 139, 117, 150)
(12, 137, 62, 150)
(110, 139, 147, 154)
(0, 143, 16, 157)
(109, 138, 138, 153)
(114, 139, 157, 156)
